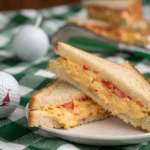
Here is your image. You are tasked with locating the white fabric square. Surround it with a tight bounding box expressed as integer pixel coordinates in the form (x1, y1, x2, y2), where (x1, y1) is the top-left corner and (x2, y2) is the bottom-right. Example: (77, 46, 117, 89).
(21, 9, 38, 19)
(107, 56, 125, 64)
(0, 141, 25, 150)
(35, 69, 56, 78)
(135, 63, 150, 74)
(50, 6, 69, 15)
(34, 129, 53, 138)
(0, 13, 9, 30)
(0, 51, 13, 58)
(20, 85, 33, 96)
(33, 56, 49, 64)
(57, 144, 80, 150)
(4, 66, 28, 74)
(0, 35, 9, 47)
(44, 20, 66, 32)
(8, 107, 25, 121)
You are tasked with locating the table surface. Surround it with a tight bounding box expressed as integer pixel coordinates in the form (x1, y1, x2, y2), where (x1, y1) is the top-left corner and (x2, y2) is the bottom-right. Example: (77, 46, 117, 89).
(0, 3, 150, 150)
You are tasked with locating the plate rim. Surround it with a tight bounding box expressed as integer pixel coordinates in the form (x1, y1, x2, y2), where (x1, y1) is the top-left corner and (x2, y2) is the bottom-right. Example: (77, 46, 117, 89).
(25, 103, 150, 141)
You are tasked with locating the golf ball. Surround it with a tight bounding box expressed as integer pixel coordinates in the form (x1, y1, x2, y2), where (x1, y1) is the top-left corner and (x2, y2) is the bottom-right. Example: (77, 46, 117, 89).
(13, 25, 49, 61)
(0, 71, 20, 118)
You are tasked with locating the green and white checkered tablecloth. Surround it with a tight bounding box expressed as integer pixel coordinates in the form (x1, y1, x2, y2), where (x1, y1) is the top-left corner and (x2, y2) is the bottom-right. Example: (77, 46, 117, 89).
(0, 2, 150, 150)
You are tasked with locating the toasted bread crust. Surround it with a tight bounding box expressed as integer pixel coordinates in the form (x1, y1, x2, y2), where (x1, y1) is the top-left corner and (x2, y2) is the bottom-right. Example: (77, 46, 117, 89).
(28, 111, 33, 127)
(117, 113, 150, 132)
(29, 108, 150, 131)
(28, 110, 109, 128)
(28, 110, 62, 128)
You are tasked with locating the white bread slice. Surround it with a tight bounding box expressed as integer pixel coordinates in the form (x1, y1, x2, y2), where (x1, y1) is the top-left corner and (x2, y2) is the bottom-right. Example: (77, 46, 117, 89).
(29, 78, 85, 110)
(28, 110, 108, 128)
(28, 110, 62, 128)
(47, 60, 150, 131)
(82, 0, 136, 10)
(28, 78, 110, 128)
(48, 42, 150, 108)
(68, 17, 110, 27)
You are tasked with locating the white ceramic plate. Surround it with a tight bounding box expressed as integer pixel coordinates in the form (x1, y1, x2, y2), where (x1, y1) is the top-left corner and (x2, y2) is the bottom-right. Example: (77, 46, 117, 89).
(25, 103, 150, 146)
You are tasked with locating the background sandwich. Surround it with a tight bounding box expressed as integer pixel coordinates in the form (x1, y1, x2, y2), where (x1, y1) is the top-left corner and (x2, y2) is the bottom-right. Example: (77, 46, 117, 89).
(47, 42, 150, 132)
(82, 0, 142, 27)
(68, 17, 148, 46)
(28, 79, 109, 129)
(82, 0, 149, 34)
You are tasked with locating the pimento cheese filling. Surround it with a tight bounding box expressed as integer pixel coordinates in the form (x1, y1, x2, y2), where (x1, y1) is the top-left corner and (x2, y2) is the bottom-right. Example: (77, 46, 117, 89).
(89, 6, 130, 26)
(57, 57, 148, 119)
(40, 97, 108, 129)
(82, 24, 147, 45)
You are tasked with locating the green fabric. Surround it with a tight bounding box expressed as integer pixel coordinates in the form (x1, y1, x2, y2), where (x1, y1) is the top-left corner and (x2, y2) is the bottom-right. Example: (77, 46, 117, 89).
(0, 3, 150, 150)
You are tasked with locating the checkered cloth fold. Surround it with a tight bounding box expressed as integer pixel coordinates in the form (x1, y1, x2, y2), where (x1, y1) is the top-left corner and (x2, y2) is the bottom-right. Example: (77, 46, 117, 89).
(0, 2, 150, 150)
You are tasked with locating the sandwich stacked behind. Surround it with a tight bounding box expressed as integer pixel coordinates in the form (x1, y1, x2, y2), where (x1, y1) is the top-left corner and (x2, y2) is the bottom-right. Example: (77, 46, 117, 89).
(47, 42, 150, 132)
(68, 17, 148, 46)
(82, 0, 148, 33)
(67, 0, 149, 46)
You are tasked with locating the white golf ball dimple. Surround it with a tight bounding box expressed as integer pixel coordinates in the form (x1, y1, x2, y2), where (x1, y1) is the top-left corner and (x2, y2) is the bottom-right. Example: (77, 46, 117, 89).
(13, 25, 49, 61)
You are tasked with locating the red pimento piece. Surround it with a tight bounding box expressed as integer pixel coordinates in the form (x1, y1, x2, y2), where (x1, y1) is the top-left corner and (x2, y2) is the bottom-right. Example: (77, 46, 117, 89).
(62, 102, 74, 110)
(82, 96, 89, 101)
(101, 79, 126, 99)
(93, 70, 98, 74)
(89, 112, 94, 116)
(94, 25, 113, 32)
(114, 90, 126, 98)
(119, 10, 129, 16)
(83, 64, 88, 70)
(127, 96, 132, 100)
(83, 23, 113, 32)
(136, 101, 144, 108)
(101, 80, 112, 89)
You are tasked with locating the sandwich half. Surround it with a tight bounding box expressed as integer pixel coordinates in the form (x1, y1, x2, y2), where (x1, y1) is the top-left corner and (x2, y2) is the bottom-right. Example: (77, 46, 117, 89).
(28, 79, 109, 129)
(82, 0, 142, 27)
(68, 17, 148, 46)
(47, 42, 150, 132)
